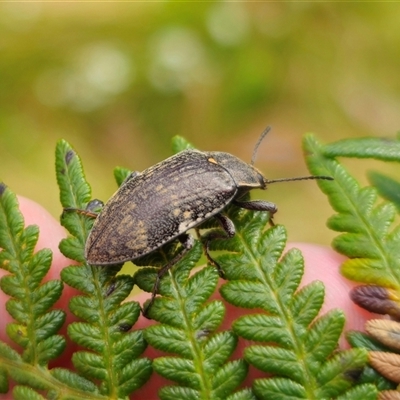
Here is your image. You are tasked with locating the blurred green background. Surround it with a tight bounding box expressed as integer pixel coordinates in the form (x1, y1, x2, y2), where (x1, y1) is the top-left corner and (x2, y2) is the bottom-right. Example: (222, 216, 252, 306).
(1, 3, 399, 246)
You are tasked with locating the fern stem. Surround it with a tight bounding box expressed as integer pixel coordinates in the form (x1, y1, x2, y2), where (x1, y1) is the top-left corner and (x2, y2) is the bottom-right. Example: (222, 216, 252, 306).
(92, 266, 120, 398)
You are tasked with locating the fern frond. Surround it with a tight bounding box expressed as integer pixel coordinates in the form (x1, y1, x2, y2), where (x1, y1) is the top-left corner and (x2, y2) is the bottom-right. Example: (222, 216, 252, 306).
(303, 134, 400, 288)
(134, 240, 248, 399)
(114, 166, 132, 187)
(55, 140, 152, 397)
(368, 171, 400, 213)
(206, 203, 372, 398)
(56, 139, 93, 262)
(322, 137, 400, 161)
(336, 384, 379, 400)
(0, 184, 68, 396)
(304, 134, 400, 396)
(171, 135, 194, 153)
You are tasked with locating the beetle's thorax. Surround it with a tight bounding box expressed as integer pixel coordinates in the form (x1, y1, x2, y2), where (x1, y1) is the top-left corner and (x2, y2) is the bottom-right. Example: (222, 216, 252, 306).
(205, 151, 266, 190)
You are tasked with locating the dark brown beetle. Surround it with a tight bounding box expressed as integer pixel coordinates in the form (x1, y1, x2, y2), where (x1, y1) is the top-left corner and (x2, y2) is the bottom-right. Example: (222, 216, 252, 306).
(84, 127, 332, 315)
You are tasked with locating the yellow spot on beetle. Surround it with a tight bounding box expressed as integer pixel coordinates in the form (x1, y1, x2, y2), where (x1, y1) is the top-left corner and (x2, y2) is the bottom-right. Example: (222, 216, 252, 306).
(208, 157, 218, 164)
(118, 215, 135, 234)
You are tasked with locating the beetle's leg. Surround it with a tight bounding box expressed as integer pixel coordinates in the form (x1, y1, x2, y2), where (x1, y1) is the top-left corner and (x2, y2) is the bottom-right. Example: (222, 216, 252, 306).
(62, 199, 104, 219)
(233, 199, 277, 226)
(143, 233, 194, 318)
(203, 213, 236, 278)
(62, 170, 140, 218)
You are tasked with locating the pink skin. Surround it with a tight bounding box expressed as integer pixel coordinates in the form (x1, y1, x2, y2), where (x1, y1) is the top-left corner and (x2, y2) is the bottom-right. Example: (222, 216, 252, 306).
(0, 197, 375, 399)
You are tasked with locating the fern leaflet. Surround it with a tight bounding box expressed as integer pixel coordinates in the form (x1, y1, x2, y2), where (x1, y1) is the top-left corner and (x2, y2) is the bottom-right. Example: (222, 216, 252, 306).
(303, 134, 400, 288)
(55, 140, 152, 398)
(207, 201, 374, 399)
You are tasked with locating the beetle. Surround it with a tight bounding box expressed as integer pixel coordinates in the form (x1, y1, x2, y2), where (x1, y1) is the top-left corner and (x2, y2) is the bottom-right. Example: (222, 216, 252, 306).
(83, 127, 332, 316)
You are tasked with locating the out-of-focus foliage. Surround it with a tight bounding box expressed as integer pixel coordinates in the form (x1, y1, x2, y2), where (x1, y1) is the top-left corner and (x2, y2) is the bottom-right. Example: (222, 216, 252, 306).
(0, 3, 399, 244)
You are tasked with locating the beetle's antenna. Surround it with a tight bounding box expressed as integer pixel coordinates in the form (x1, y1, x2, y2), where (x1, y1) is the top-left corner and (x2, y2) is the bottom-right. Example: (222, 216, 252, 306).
(265, 175, 333, 184)
(251, 126, 271, 166)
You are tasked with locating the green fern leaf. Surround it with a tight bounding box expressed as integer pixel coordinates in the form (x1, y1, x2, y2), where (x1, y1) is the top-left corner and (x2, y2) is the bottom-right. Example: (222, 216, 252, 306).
(56, 140, 92, 209)
(335, 384, 378, 400)
(0, 184, 67, 395)
(368, 171, 400, 213)
(114, 166, 132, 186)
(56, 139, 93, 262)
(0, 370, 8, 393)
(322, 137, 400, 161)
(208, 203, 371, 398)
(0, 342, 21, 394)
(303, 134, 400, 287)
(304, 134, 400, 394)
(314, 348, 368, 397)
(292, 282, 325, 327)
(212, 359, 248, 397)
(54, 140, 152, 397)
(144, 324, 193, 357)
(158, 386, 201, 400)
(253, 377, 307, 399)
(171, 135, 194, 153)
(347, 331, 392, 352)
(226, 388, 257, 400)
(50, 368, 99, 394)
(12, 386, 47, 400)
(135, 241, 247, 399)
(0, 342, 21, 362)
(0, 187, 107, 398)
(305, 309, 346, 361)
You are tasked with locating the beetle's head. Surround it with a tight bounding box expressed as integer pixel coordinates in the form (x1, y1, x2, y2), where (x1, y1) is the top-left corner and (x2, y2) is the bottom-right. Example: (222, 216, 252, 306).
(210, 126, 333, 192)
(207, 151, 266, 190)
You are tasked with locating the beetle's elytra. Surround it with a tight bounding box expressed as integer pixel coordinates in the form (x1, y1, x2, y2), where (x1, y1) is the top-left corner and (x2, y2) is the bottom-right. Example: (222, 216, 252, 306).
(83, 128, 332, 316)
(85, 149, 272, 264)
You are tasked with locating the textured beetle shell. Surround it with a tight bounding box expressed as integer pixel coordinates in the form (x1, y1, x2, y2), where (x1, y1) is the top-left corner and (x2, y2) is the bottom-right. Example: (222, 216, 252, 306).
(85, 149, 264, 265)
